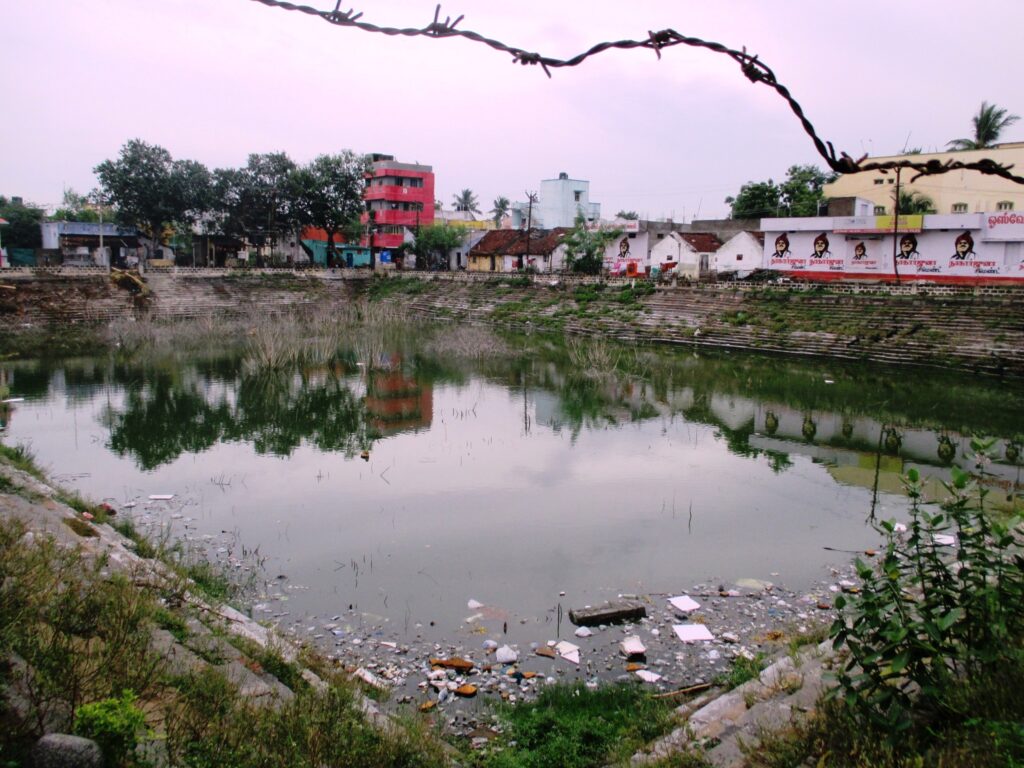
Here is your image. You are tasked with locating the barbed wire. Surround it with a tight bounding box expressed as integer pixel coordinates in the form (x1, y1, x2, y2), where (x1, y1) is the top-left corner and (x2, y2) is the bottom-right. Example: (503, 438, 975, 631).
(248, 0, 1023, 186)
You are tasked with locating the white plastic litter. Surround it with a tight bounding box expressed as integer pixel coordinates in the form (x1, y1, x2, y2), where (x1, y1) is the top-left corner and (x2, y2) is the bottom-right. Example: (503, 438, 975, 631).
(673, 623, 715, 643)
(635, 669, 662, 683)
(668, 595, 701, 613)
(554, 640, 580, 665)
(620, 635, 647, 657)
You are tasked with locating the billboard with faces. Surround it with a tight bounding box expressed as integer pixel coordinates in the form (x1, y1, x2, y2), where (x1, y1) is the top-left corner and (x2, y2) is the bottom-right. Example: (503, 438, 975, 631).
(763, 226, 1023, 281)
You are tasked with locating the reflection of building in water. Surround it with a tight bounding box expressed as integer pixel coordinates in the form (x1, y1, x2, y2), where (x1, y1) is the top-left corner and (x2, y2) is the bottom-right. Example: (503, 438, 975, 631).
(750, 403, 1022, 510)
(364, 361, 433, 436)
(0, 368, 11, 431)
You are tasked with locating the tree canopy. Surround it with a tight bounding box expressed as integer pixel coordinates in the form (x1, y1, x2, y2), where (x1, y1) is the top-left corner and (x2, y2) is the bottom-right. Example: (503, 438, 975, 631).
(615, 210, 639, 220)
(726, 164, 835, 219)
(0, 196, 45, 249)
(289, 151, 368, 253)
(947, 101, 1020, 150)
(452, 189, 480, 213)
(562, 212, 620, 275)
(725, 180, 780, 220)
(490, 196, 510, 227)
(94, 139, 212, 246)
(896, 190, 936, 215)
(411, 224, 465, 270)
(51, 189, 101, 223)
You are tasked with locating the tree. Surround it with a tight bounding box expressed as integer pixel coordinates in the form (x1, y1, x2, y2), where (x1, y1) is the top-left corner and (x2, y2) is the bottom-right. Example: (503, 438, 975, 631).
(452, 188, 480, 213)
(490, 196, 510, 227)
(615, 210, 639, 220)
(51, 188, 100, 222)
(211, 152, 296, 261)
(290, 151, 368, 264)
(947, 101, 1020, 150)
(562, 212, 620, 275)
(411, 224, 465, 270)
(0, 196, 45, 248)
(94, 140, 212, 254)
(725, 180, 780, 219)
(896, 190, 936, 215)
(779, 164, 835, 216)
(726, 164, 835, 219)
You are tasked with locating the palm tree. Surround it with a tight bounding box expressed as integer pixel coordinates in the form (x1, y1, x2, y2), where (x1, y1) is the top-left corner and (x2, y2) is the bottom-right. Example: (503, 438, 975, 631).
(489, 196, 510, 227)
(452, 189, 480, 214)
(896, 190, 936, 215)
(947, 101, 1020, 150)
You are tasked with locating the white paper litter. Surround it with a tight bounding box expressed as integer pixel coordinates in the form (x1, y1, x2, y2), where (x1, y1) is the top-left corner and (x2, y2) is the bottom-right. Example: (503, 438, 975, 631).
(619, 635, 647, 657)
(467, 599, 484, 610)
(933, 534, 957, 546)
(673, 623, 715, 643)
(148, 494, 175, 501)
(635, 669, 662, 683)
(554, 640, 580, 665)
(668, 595, 701, 613)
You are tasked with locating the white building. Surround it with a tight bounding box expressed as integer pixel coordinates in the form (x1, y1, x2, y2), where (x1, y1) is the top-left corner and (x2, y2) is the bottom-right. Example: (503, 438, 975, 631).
(714, 231, 764, 278)
(648, 232, 723, 279)
(511, 172, 601, 229)
(760, 211, 1024, 283)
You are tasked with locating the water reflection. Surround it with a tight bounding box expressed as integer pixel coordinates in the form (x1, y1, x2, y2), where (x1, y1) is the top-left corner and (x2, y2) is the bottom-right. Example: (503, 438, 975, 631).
(3, 334, 1023, 642)
(3, 339, 1023, 496)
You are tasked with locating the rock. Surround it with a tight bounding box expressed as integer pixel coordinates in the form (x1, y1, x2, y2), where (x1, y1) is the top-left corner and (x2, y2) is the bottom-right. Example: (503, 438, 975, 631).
(31, 734, 104, 768)
(430, 657, 474, 673)
(495, 645, 518, 664)
(574, 626, 593, 638)
(721, 632, 740, 644)
(535, 646, 556, 658)
(454, 684, 478, 698)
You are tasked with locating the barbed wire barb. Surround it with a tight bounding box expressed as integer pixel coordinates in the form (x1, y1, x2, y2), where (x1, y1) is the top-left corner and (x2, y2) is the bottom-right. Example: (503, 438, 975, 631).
(247, 0, 1024, 186)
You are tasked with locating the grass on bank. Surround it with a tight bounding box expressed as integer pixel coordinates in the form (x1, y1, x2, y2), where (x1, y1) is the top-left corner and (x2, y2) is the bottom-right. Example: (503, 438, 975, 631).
(0, 512, 450, 768)
(473, 681, 698, 768)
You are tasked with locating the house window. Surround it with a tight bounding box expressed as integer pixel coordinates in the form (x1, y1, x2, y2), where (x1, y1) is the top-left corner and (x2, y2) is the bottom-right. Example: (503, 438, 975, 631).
(736, 254, 743, 261)
(996, 201, 1014, 211)
(952, 202, 968, 213)
(873, 179, 884, 185)
(874, 205, 886, 215)
(573, 191, 582, 202)
(887, 179, 894, 184)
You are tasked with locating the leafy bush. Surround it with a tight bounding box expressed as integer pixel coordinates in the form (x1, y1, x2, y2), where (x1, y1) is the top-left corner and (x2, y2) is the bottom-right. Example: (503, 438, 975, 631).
(831, 437, 1024, 733)
(73, 690, 148, 766)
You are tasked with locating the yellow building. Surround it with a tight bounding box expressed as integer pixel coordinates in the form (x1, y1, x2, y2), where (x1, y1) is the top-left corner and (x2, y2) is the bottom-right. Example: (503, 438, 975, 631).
(824, 142, 1024, 215)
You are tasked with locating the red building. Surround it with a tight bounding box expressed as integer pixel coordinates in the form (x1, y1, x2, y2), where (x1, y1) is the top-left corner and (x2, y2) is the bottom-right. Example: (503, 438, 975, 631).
(362, 154, 435, 251)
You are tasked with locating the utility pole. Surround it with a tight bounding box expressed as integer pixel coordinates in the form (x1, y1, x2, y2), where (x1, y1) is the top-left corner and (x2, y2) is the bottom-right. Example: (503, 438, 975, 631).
(890, 166, 902, 285)
(523, 191, 537, 271)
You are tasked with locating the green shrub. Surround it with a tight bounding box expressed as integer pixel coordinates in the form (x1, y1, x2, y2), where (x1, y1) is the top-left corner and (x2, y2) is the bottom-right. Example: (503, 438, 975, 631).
(481, 682, 676, 768)
(831, 437, 1024, 733)
(73, 690, 148, 767)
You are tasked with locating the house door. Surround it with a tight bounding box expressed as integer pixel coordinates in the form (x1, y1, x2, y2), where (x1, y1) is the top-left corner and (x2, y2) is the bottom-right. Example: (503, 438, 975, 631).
(490, 255, 496, 271)
(699, 254, 709, 276)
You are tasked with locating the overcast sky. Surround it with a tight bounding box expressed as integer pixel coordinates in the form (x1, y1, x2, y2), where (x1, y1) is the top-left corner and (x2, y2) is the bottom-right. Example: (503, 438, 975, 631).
(3, 1, 1021, 221)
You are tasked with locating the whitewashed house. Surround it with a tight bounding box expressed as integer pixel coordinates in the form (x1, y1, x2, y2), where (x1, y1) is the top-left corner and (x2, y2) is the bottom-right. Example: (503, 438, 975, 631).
(649, 232, 723, 280)
(714, 231, 764, 278)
